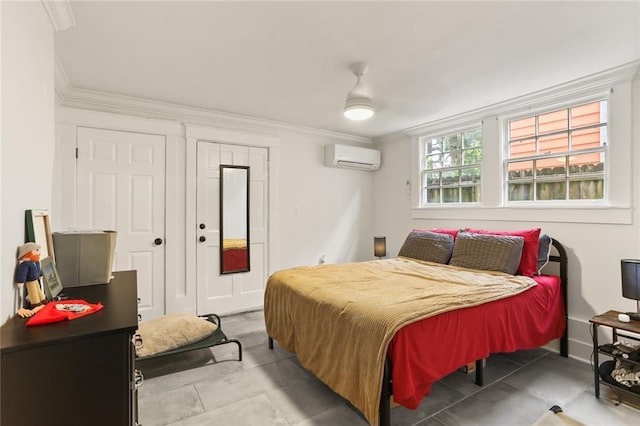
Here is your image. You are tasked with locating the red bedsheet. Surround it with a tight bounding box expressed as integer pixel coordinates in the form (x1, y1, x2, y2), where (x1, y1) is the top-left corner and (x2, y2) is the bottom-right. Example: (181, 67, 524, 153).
(388, 274, 565, 409)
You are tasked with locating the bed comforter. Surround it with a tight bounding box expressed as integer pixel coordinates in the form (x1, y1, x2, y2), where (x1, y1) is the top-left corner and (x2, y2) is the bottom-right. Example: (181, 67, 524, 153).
(264, 257, 537, 425)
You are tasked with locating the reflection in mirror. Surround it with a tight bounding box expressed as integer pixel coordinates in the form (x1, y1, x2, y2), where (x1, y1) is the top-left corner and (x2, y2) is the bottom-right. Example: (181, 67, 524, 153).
(220, 165, 250, 274)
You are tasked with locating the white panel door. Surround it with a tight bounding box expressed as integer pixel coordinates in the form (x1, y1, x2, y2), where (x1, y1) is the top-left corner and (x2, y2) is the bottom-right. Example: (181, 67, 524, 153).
(76, 127, 165, 321)
(196, 141, 268, 314)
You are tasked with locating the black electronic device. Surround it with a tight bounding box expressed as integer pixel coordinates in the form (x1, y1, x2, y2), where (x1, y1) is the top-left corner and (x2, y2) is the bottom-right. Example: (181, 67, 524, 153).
(599, 342, 640, 361)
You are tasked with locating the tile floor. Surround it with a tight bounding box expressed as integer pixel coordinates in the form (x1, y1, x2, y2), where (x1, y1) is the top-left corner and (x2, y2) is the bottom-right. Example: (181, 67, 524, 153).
(137, 310, 640, 426)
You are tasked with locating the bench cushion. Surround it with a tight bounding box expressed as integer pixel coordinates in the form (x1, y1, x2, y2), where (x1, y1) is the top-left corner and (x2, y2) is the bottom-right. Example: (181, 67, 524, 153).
(135, 313, 217, 358)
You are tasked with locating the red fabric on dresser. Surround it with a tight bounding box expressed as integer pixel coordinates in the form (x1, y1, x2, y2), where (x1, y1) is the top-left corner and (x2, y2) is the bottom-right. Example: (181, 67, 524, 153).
(387, 274, 565, 409)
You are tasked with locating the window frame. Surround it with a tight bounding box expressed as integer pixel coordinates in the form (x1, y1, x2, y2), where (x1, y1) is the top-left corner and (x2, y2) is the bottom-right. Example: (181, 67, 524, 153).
(418, 125, 483, 206)
(407, 62, 636, 225)
(501, 95, 610, 206)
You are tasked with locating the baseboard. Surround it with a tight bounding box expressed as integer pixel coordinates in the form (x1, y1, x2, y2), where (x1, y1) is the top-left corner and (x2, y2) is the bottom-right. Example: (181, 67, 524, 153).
(542, 316, 596, 364)
(565, 316, 603, 363)
(567, 339, 594, 364)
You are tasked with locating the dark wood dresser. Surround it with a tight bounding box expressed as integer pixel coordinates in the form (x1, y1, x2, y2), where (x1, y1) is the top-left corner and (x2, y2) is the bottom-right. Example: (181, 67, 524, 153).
(1, 270, 139, 426)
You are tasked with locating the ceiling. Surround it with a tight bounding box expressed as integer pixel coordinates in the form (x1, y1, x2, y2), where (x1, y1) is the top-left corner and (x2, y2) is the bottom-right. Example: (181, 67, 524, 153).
(55, 1, 640, 139)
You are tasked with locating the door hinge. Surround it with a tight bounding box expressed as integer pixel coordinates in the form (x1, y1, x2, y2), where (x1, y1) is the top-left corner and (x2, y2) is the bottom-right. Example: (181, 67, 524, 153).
(75, 147, 79, 159)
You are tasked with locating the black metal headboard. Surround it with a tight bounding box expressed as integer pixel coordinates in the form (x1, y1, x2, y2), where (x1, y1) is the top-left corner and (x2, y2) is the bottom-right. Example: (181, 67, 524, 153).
(549, 238, 568, 357)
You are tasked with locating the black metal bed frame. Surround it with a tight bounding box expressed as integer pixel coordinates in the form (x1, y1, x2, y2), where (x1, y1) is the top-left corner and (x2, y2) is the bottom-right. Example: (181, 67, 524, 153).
(136, 313, 243, 363)
(268, 238, 569, 426)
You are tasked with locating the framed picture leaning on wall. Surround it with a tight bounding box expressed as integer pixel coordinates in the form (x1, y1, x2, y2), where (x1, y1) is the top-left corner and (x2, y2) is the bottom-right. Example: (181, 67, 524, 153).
(25, 209, 55, 260)
(41, 256, 64, 301)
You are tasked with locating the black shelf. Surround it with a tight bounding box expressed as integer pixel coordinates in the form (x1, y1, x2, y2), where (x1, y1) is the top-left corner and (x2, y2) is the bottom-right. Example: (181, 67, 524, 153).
(597, 349, 640, 366)
(598, 377, 640, 410)
(599, 379, 640, 397)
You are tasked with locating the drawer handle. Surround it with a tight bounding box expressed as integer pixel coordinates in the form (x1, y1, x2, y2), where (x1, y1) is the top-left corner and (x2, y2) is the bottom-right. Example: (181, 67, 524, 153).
(133, 333, 143, 349)
(135, 369, 144, 388)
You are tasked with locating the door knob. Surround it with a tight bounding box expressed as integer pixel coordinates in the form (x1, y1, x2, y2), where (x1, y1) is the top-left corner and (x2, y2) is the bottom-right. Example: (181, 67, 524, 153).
(199, 236, 206, 243)
(154, 238, 163, 245)
(199, 223, 206, 229)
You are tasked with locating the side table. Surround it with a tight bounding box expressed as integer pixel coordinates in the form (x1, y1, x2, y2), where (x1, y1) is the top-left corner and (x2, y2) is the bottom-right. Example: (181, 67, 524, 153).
(590, 310, 640, 404)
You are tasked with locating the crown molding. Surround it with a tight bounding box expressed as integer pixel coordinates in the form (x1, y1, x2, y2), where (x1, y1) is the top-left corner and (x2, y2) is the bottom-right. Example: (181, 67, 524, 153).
(54, 55, 71, 100)
(58, 106, 184, 137)
(184, 123, 281, 148)
(41, 0, 75, 32)
(404, 60, 640, 136)
(54, 73, 371, 145)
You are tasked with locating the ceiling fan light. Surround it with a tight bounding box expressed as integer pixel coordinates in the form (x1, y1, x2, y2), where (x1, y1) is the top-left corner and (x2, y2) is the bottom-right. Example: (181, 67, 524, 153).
(344, 62, 375, 121)
(344, 102, 375, 120)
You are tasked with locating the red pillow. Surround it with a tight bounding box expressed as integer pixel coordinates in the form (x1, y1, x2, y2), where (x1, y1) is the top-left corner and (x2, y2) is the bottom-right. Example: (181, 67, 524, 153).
(464, 228, 541, 276)
(424, 228, 460, 240)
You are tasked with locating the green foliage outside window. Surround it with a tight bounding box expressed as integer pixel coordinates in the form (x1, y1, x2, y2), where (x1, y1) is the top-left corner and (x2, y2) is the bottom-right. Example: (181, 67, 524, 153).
(422, 128, 482, 205)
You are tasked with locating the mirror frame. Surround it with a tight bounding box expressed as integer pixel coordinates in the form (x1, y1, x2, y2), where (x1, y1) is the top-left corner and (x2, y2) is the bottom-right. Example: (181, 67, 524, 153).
(219, 165, 250, 274)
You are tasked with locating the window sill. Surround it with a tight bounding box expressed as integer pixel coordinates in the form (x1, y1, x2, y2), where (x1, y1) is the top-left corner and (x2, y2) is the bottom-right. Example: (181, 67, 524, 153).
(411, 205, 631, 225)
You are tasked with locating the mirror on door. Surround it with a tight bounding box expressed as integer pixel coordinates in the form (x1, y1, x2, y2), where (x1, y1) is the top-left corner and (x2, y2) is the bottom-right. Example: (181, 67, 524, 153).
(220, 165, 250, 274)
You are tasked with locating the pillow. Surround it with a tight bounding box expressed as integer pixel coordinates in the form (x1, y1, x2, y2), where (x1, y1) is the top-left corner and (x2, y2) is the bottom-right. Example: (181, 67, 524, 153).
(135, 313, 217, 358)
(449, 232, 525, 275)
(428, 228, 460, 240)
(464, 228, 541, 276)
(398, 230, 455, 264)
(536, 234, 553, 275)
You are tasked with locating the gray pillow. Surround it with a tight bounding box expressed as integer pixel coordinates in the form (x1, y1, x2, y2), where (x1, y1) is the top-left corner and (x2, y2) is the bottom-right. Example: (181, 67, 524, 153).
(449, 232, 525, 275)
(536, 234, 553, 275)
(398, 230, 454, 264)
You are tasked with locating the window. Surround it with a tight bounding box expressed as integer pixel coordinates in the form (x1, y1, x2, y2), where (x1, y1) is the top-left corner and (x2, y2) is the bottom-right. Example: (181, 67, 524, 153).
(420, 128, 482, 205)
(410, 63, 634, 224)
(505, 100, 607, 202)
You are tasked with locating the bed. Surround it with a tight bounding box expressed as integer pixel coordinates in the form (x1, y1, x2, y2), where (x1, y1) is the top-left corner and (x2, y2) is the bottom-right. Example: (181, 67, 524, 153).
(264, 229, 568, 426)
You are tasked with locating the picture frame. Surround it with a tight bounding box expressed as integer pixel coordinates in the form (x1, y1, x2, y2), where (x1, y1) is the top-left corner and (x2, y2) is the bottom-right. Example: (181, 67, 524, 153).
(40, 256, 64, 300)
(25, 209, 55, 260)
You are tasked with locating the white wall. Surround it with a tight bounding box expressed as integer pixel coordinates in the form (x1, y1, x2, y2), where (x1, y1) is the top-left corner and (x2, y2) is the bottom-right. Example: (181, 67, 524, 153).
(0, 2, 55, 321)
(373, 77, 640, 361)
(276, 129, 374, 268)
(53, 106, 375, 316)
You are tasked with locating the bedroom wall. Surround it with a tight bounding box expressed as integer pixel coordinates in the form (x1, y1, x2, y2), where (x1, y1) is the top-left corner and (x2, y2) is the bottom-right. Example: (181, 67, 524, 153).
(372, 76, 640, 362)
(0, 2, 56, 321)
(276, 129, 374, 269)
(51, 104, 375, 316)
(0, 3, 375, 321)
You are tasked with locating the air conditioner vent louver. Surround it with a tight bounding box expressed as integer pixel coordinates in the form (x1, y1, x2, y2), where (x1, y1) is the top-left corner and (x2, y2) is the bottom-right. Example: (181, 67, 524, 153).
(324, 144, 381, 171)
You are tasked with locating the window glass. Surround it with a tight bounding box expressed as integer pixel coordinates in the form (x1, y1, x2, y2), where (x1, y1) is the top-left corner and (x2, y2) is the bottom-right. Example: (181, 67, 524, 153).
(420, 127, 482, 205)
(505, 100, 607, 202)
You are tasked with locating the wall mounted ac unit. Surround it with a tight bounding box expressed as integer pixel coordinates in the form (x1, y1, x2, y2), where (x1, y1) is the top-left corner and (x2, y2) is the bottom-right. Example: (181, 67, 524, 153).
(324, 144, 381, 171)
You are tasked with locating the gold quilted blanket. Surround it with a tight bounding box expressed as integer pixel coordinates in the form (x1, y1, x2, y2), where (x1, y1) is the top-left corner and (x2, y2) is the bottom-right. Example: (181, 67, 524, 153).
(264, 257, 537, 425)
